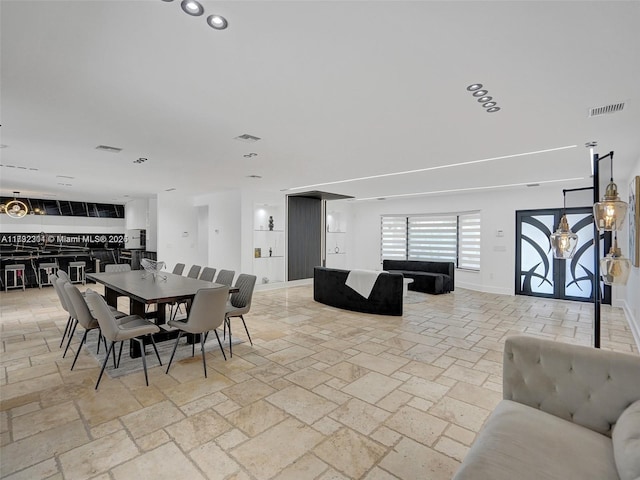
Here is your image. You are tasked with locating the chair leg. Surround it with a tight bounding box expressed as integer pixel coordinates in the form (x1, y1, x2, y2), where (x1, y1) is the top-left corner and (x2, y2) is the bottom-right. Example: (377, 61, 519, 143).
(165, 331, 183, 374)
(213, 329, 227, 361)
(63, 320, 78, 358)
(136, 338, 149, 386)
(192, 334, 195, 357)
(70, 329, 88, 370)
(116, 341, 124, 368)
(96, 341, 115, 390)
(201, 333, 207, 378)
(60, 316, 72, 348)
(149, 334, 162, 366)
(227, 318, 233, 358)
(240, 315, 253, 346)
(96, 331, 102, 354)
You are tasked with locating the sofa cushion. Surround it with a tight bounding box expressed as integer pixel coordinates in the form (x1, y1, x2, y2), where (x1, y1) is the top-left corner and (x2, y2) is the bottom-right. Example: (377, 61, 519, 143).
(613, 399, 640, 480)
(452, 400, 619, 480)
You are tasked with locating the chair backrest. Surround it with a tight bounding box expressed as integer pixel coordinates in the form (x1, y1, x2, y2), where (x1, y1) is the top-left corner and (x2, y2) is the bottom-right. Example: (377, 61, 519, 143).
(84, 289, 120, 341)
(199, 267, 217, 282)
(55, 278, 77, 319)
(56, 269, 71, 282)
(51, 274, 69, 312)
(216, 269, 235, 286)
(172, 263, 185, 275)
(186, 265, 201, 279)
(105, 264, 131, 273)
(185, 287, 229, 333)
(64, 282, 98, 330)
(230, 274, 257, 309)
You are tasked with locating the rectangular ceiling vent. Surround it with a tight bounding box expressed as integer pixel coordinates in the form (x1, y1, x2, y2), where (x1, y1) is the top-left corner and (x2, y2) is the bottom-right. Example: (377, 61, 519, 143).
(234, 134, 261, 143)
(589, 102, 625, 117)
(95, 145, 123, 153)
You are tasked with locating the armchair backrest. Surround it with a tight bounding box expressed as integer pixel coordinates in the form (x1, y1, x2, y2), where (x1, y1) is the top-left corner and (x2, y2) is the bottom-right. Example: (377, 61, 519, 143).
(503, 335, 640, 437)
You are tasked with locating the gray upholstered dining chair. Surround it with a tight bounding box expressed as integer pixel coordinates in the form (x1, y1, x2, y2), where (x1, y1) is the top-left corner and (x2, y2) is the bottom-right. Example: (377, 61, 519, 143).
(186, 265, 201, 279)
(63, 282, 103, 370)
(215, 269, 235, 287)
(52, 273, 73, 349)
(199, 267, 217, 282)
(224, 274, 257, 357)
(85, 289, 162, 389)
(172, 263, 186, 275)
(165, 286, 229, 378)
(105, 264, 131, 273)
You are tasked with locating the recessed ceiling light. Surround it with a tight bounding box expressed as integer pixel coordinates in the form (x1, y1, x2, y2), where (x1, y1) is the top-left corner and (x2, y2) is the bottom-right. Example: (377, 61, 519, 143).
(133, 157, 148, 164)
(207, 14, 228, 30)
(472, 90, 489, 97)
(181, 0, 204, 16)
(56, 175, 75, 179)
(482, 102, 497, 108)
(243, 153, 258, 158)
(467, 84, 483, 91)
(234, 134, 261, 143)
(477, 96, 492, 103)
(486, 107, 501, 113)
(165, 188, 176, 192)
(247, 175, 262, 179)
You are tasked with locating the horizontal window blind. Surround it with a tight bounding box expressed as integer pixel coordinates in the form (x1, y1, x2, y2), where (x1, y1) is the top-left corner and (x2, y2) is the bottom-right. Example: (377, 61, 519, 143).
(380, 212, 481, 270)
(381, 217, 407, 260)
(458, 212, 481, 270)
(408, 216, 457, 262)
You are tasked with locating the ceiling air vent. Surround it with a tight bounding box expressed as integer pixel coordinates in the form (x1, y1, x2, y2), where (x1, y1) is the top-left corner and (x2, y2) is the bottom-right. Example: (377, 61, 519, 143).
(589, 102, 625, 117)
(234, 134, 261, 143)
(95, 145, 123, 153)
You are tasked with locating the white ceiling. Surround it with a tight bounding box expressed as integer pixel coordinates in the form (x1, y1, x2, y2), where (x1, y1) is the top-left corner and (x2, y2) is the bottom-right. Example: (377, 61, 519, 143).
(1, 0, 639, 204)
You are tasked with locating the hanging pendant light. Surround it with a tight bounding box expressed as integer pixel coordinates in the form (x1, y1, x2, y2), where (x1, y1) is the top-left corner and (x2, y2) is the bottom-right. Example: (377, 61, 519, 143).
(593, 151, 628, 231)
(600, 233, 631, 285)
(550, 190, 578, 259)
(4, 192, 28, 218)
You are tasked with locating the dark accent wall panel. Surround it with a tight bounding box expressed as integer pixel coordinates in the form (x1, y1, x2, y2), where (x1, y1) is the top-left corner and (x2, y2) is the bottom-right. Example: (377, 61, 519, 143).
(288, 196, 322, 280)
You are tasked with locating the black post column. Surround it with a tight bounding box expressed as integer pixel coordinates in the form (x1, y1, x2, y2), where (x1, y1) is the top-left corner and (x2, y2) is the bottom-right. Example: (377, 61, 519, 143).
(593, 153, 601, 348)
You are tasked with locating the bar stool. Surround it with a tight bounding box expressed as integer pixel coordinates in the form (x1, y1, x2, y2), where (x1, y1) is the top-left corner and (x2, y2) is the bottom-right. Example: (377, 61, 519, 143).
(4, 264, 26, 292)
(38, 262, 59, 288)
(68, 261, 86, 285)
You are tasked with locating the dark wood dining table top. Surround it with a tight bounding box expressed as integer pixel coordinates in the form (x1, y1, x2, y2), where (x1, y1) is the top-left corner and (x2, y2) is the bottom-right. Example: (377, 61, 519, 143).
(87, 270, 236, 305)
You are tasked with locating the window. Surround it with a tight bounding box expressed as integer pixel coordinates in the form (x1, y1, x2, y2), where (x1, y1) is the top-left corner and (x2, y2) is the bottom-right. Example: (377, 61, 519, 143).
(381, 212, 481, 271)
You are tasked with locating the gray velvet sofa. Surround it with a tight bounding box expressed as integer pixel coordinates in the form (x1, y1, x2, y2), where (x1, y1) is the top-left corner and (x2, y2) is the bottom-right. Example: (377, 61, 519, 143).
(453, 335, 640, 480)
(382, 260, 454, 294)
(313, 266, 404, 316)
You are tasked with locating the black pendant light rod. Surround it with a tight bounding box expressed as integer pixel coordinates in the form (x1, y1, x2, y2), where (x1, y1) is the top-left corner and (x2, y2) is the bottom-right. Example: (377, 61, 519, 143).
(593, 152, 602, 348)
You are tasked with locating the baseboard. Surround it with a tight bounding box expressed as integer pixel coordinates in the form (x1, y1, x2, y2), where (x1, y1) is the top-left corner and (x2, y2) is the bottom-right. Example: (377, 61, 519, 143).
(255, 278, 313, 291)
(621, 299, 640, 351)
(456, 281, 513, 296)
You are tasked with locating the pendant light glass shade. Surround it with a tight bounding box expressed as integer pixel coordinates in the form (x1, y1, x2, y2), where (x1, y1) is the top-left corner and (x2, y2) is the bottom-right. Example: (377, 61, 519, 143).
(4, 197, 28, 218)
(600, 236, 631, 285)
(593, 182, 628, 231)
(550, 214, 579, 259)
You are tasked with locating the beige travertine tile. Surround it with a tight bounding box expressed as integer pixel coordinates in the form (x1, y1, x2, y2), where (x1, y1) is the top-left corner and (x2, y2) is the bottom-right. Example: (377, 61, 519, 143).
(379, 437, 459, 479)
(314, 427, 387, 478)
(267, 385, 338, 424)
(59, 430, 138, 480)
(230, 418, 323, 479)
(342, 372, 403, 404)
(112, 442, 205, 479)
(165, 408, 233, 451)
(2, 284, 637, 480)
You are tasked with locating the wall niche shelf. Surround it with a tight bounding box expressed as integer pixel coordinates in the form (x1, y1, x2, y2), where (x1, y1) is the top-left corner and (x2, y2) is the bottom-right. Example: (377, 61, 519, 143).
(253, 203, 285, 284)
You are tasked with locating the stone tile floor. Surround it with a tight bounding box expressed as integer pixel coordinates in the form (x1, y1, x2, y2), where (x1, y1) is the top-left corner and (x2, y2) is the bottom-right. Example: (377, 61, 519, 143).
(1, 284, 637, 479)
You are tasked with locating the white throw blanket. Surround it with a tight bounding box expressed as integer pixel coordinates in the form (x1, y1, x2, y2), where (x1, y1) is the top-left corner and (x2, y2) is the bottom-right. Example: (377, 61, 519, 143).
(345, 269, 384, 299)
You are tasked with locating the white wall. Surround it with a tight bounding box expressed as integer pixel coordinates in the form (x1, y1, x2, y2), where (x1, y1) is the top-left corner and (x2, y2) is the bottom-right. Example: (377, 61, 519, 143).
(194, 190, 242, 274)
(622, 157, 640, 345)
(157, 192, 201, 273)
(349, 184, 575, 295)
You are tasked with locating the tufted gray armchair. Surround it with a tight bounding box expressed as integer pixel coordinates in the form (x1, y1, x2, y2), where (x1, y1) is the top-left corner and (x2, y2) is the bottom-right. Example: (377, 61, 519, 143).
(453, 335, 640, 480)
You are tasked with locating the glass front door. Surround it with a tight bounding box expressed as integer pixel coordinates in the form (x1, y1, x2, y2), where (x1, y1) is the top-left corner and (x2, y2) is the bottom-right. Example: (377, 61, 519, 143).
(515, 208, 610, 303)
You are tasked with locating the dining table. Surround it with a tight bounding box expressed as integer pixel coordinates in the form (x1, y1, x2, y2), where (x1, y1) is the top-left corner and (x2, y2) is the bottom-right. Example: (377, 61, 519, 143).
(87, 270, 237, 357)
